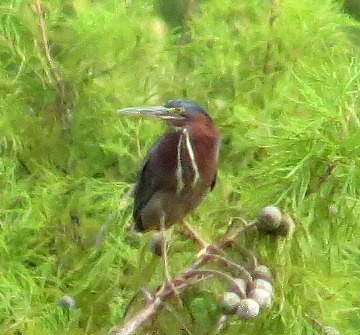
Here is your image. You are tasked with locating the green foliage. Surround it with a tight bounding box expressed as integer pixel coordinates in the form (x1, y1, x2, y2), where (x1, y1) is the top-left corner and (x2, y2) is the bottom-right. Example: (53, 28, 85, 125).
(1, 0, 360, 334)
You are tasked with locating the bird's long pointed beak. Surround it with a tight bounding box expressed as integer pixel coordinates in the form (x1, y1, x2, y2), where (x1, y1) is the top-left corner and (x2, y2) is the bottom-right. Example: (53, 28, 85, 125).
(118, 106, 185, 120)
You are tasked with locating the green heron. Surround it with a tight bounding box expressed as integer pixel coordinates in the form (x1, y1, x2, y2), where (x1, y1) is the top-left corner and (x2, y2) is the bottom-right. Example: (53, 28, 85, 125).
(119, 99, 220, 289)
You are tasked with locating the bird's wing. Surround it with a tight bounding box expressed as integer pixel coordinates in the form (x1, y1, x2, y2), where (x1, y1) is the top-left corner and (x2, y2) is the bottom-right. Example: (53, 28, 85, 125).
(132, 148, 158, 231)
(132, 134, 177, 231)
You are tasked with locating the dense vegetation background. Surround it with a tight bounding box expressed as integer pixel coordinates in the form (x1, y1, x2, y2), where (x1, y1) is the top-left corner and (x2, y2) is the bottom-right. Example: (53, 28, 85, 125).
(1, 0, 360, 334)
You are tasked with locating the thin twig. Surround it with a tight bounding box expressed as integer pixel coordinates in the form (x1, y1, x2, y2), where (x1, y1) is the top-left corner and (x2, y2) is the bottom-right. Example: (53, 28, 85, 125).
(110, 274, 213, 335)
(214, 314, 227, 335)
(206, 253, 253, 284)
(218, 221, 258, 247)
(32, 0, 70, 129)
(110, 223, 258, 335)
(33, 0, 63, 91)
(233, 244, 258, 270)
(306, 162, 337, 196)
(318, 162, 337, 184)
(16, 155, 31, 174)
(110, 297, 163, 335)
(225, 216, 248, 235)
(191, 269, 247, 298)
(262, 0, 278, 76)
(164, 303, 192, 335)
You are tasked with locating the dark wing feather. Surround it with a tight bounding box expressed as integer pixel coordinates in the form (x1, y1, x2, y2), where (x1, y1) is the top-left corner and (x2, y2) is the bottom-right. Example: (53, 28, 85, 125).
(132, 145, 159, 231)
(132, 132, 179, 231)
(210, 171, 217, 191)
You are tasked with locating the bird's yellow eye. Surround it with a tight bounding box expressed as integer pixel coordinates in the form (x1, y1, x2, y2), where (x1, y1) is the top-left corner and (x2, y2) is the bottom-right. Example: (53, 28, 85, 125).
(176, 107, 186, 116)
(166, 107, 186, 117)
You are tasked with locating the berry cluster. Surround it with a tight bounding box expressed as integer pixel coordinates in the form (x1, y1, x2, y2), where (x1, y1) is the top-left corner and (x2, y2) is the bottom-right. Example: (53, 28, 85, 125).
(221, 265, 273, 319)
(114, 205, 296, 334)
(257, 205, 295, 237)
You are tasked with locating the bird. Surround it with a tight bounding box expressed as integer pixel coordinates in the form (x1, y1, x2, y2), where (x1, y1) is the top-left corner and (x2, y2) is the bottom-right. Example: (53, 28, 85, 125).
(119, 99, 220, 292)
(119, 99, 220, 234)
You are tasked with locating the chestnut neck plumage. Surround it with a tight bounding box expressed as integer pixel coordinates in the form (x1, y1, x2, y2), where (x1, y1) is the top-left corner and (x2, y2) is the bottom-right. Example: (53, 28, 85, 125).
(169, 113, 220, 194)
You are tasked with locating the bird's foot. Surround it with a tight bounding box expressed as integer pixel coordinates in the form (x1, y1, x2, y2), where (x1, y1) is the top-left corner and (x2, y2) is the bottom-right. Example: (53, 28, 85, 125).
(158, 215, 182, 305)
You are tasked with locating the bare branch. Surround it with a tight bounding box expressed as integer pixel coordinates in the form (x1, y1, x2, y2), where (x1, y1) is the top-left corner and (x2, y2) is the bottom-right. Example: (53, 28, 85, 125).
(214, 314, 227, 335)
(206, 253, 253, 284)
(32, 0, 63, 92)
(262, 0, 279, 76)
(109, 222, 261, 335)
(110, 297, 162, 335)
(32, 0, 70, 129)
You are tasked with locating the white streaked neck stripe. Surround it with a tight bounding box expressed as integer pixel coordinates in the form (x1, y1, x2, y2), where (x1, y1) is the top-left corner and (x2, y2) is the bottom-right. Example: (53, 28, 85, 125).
(183, 128, 200, 187)
(176, 130, 185, 194)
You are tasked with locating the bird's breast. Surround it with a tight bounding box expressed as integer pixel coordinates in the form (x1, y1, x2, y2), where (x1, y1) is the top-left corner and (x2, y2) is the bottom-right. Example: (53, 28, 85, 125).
(176, 125, 219, 193)
(135, 120, 220, 231)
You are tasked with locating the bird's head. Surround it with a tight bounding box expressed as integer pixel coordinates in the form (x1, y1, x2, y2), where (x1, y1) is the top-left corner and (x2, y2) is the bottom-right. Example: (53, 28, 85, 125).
(119, 99, 212, 128)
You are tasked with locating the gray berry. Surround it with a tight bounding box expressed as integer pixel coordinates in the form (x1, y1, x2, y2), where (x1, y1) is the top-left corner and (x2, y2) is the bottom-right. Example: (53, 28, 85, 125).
(253, 278, 273, 295)
(249, 288, 272, 308)
(228, 278, 247, 297)
(328, 204, 338, 216)
(252, 265, 272, 281)
(220, 292, 242, 314)
(236, 299, 260, 319)
(323, 326, 340, 335)
(59, 295, 76, 310)
(258, 206, 282, 232)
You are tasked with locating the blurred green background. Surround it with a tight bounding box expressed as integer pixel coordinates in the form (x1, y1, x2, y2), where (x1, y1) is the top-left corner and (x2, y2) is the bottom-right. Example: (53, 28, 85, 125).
(1, 0, 360, 334)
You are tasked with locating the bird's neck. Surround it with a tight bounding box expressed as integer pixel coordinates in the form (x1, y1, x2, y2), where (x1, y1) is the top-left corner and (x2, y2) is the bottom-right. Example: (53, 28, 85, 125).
(182, 122, 220, 184)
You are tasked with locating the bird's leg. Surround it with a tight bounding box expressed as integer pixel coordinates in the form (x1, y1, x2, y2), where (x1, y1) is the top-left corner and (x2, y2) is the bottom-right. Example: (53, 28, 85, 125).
(182, 221, 209, 256)
(159, 214, 182, 305)
(160, 214, 171, 284)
